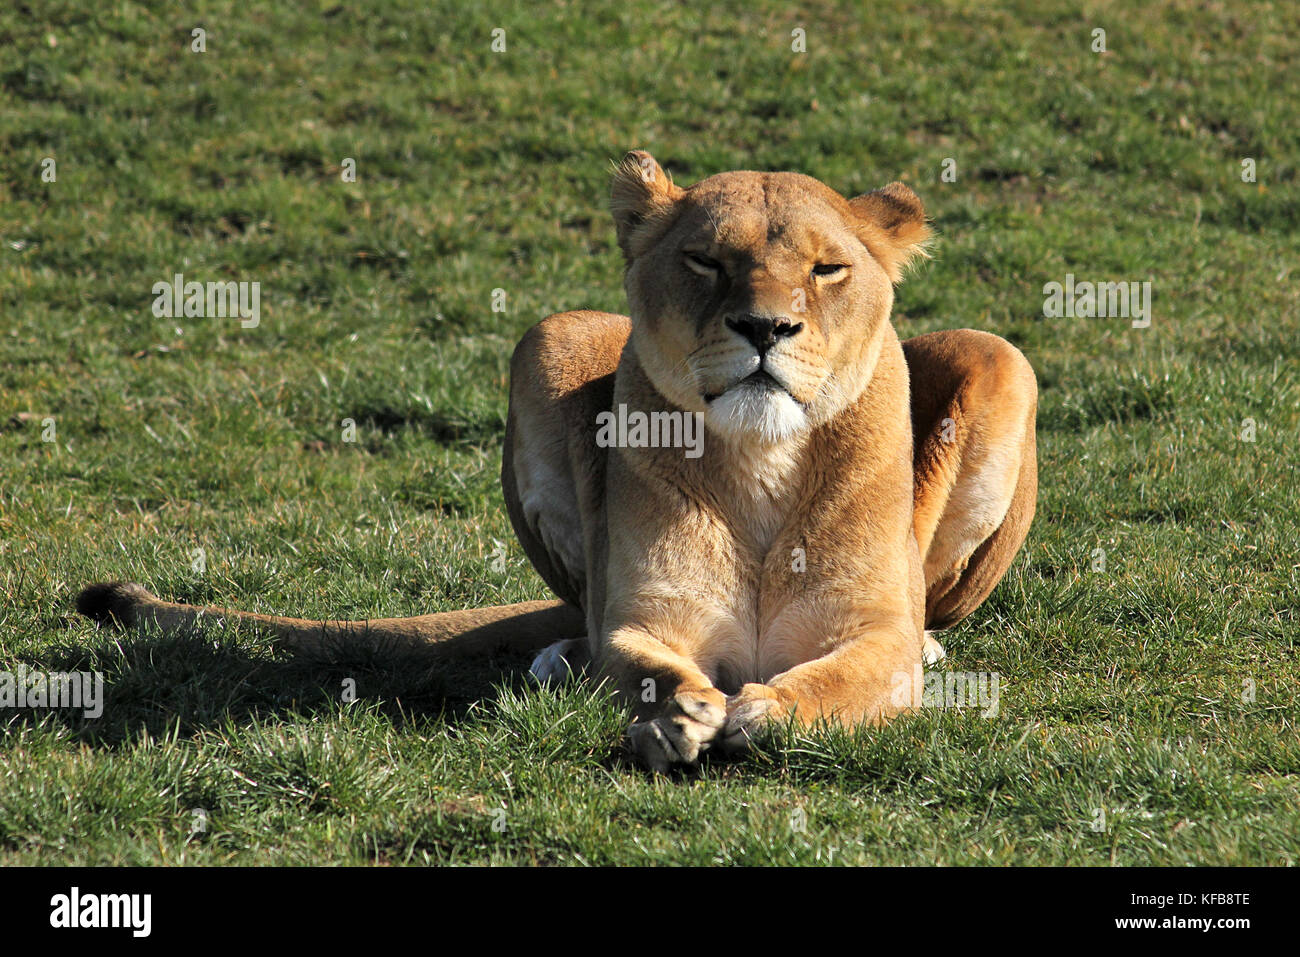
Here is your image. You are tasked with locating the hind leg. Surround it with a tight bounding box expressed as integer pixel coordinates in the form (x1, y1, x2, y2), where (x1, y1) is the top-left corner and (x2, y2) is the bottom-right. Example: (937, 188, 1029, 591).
(502, 310, 631, 680)
(904, 329, 1038, 641)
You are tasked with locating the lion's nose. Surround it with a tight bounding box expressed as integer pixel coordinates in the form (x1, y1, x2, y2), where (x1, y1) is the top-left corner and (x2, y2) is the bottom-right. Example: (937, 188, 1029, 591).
(725, 314, 803, 354)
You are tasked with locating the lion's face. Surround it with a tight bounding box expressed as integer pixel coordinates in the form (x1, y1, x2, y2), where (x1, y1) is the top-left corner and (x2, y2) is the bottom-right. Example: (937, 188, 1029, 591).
(611, 151, 931, 444)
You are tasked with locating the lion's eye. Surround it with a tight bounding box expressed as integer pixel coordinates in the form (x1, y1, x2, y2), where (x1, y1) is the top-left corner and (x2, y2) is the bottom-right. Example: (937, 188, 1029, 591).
(684, 252, 721, 276)
(812, 263, 849, 279)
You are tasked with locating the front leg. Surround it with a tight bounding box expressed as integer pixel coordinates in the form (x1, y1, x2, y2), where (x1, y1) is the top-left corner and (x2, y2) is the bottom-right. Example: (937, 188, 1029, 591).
(722, 617, 923, 752)
(599, 616, 729, 773)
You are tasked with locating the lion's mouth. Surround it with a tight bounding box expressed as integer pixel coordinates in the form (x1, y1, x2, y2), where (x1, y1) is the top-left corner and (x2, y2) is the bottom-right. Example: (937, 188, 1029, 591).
(703, 368, 786, 404)
(743, 369, 782, 389)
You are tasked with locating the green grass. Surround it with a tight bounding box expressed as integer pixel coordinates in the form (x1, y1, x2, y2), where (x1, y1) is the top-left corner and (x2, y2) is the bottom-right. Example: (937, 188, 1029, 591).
(1, 0, 1298, 865)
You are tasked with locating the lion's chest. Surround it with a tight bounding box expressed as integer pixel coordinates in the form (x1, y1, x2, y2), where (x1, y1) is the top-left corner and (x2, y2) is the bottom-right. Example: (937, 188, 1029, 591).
(702, 480, 818, 691)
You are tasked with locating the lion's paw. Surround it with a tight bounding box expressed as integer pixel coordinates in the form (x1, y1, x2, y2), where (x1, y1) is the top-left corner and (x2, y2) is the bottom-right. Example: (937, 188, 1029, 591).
(528, 638, 589, 686)
(627, 687, 727, 773)
(721, 683, 791, 754)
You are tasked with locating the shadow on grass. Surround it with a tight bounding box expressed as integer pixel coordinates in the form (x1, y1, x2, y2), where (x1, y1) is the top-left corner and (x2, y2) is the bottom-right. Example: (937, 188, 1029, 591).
(8, 621, 540, 748)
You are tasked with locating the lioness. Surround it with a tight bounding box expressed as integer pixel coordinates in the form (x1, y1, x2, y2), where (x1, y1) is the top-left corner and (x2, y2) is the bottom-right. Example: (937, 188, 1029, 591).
(78, 151, 1037, 771)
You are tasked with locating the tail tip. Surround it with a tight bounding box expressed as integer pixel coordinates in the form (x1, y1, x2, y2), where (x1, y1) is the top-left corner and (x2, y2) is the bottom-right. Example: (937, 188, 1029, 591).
(76, 581, 152, 628)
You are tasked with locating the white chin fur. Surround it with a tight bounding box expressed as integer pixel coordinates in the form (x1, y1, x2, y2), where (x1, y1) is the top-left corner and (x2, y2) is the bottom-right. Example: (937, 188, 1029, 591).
(705, 386, 808, 444)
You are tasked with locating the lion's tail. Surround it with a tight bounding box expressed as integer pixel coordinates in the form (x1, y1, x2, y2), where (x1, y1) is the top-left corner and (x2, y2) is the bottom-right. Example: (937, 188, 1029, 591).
(75, 582, 584, 661)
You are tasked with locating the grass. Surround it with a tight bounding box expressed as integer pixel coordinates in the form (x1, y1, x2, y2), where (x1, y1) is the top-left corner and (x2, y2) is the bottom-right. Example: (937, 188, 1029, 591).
(1, 0, 1297, 865)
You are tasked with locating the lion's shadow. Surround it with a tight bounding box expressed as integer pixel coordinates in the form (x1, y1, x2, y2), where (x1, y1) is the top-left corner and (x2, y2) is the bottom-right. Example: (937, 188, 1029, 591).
(8, 622, 537, 747)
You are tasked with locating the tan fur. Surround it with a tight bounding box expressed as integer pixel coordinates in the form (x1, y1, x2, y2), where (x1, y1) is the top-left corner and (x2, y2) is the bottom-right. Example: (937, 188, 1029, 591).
(77, 151, 1037, 772)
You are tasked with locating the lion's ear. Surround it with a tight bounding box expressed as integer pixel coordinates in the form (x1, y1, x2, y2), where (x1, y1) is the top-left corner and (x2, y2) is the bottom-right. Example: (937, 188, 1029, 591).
(848, 182, 933, 283)
(610, 150, 684, 259)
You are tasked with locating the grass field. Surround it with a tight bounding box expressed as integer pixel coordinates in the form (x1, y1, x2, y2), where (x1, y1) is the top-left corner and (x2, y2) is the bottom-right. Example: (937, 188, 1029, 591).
(1, 0, 1297, 865)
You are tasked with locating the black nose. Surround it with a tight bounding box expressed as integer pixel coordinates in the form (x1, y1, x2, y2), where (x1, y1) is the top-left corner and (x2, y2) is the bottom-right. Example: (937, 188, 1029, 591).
(725, 314, 803, 353)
